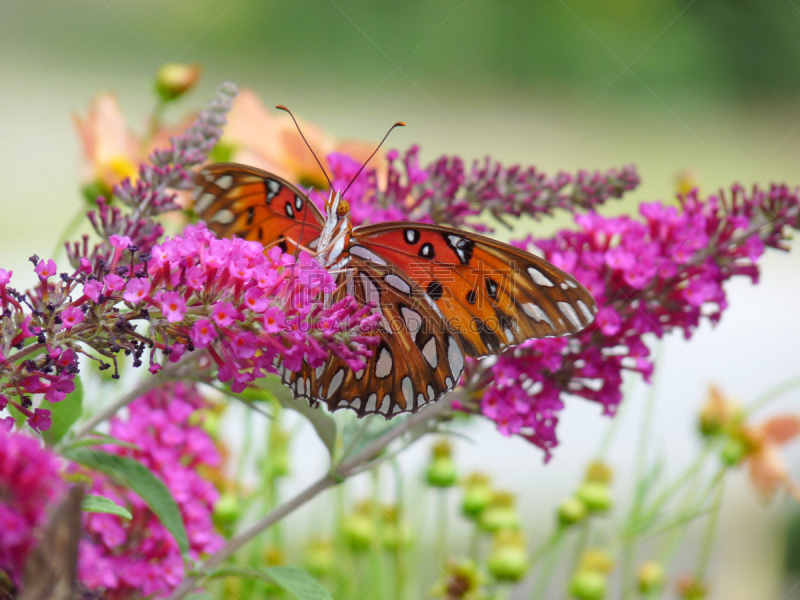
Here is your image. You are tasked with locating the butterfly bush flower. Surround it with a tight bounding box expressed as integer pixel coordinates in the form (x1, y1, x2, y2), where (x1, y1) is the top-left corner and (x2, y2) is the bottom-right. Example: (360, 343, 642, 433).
(0, 83, 378, 432)
(0, 432, 64, 586)
(74, 382, 223, 598)
(471, 185, 800, 457)
(311, 147, 640, 231)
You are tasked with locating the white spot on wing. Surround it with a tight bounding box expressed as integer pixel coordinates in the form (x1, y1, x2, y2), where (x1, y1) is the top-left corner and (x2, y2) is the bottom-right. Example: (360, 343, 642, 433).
(577, 300, 594, 322)
(355, 369, 364, 380)
(422, 337, 438, 367)
(375, 348, 392, 379)
(528, 267, 554, 287)
(351, 397, 363, 411)
(385, 274, 411, 294)
(315, 365, 325, 379)
(402, 377, 414, 406)
(427, 385, 435, 400)
(327, 369, 345, 399)
(448, 337, 464, 377)
(365, 393, 378, 412)
(211, 209, 235, 225)
(380, 394, 392, 414)
(401, 307, 422, 342)
(196, 192, 216, 213)
(216, 175, 233, 190)
(445, 377, 453, 388)
(350, 246, 371, 261)
(523, 302, 553, 328)
(558, 302, 582, 329)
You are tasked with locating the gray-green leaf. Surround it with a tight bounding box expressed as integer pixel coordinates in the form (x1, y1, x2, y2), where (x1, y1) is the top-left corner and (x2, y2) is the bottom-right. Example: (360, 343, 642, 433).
(82, 494, 132, 520)
(63, 448, 188, 553)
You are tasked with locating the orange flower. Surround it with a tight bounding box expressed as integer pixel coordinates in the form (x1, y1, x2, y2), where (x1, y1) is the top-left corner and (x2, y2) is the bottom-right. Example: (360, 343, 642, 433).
(741, 414, 800, 502)
(223, 89, 381, 190)
(74, 94, 193, 194)
(73, 93, 140, 192)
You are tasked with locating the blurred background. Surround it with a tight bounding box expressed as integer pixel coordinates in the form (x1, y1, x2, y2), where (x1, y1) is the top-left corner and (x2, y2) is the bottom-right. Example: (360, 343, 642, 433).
(2, 1, 800, 597)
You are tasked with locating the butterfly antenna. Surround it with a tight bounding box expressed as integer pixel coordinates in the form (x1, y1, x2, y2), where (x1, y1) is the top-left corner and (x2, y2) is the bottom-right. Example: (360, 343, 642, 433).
(343, 121, 405, 197)
(276, 105, 334, 190)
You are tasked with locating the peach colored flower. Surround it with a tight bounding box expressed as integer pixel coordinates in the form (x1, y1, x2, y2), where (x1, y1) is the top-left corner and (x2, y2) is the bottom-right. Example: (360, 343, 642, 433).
(223, 89, 382, 190)
(74, 94, 193, 194)
(742, 414, 800, 502)
(698, 384, 743, 437)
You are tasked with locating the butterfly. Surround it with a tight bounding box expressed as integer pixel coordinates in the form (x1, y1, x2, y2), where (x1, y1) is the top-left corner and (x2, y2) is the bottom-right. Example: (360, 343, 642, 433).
(193, 155, 598, 419)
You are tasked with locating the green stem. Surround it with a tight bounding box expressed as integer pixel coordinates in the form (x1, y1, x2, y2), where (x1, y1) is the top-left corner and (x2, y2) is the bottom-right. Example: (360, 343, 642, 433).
(595, 372, 637, 459)
(529, 528, 566, 600)
(437, 488, 449, 568)
(568, 521, 591, 575)
(747, 373, 800, 415)
(694, 472, 726, 582)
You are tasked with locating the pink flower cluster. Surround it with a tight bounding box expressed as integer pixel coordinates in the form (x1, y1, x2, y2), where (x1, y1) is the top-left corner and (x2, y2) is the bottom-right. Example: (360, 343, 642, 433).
(312, 146, 640, 231)
(0, 431, 64, 585)
(0, 225, 379, 431)
(475, 184, 800, 457)
(75, 382, 222, 598)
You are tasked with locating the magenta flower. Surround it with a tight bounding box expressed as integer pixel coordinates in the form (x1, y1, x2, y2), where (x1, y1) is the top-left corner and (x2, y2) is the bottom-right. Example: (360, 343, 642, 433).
(190, 319, 216, 348)
(74, 382, 223, 599)
(60, 306, 85, 329)
(0, 432, 64, 585)
(83, 279, 103, 302)
(160, 291, 187, 323)
(210, 301, 238, 327)
(263, 306, 285, 333)
(34, 259, 57, 280)
(465, 184, 800, 457)
(123, 278, 151, 303)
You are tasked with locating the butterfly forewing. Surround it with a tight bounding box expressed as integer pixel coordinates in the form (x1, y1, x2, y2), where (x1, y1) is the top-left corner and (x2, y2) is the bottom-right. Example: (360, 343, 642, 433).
(353, 222, 597, 358)
(194, 163, 324, 252)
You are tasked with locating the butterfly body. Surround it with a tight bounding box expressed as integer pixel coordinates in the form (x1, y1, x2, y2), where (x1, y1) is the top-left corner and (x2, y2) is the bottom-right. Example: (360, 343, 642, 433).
(194, 163, 597, 418)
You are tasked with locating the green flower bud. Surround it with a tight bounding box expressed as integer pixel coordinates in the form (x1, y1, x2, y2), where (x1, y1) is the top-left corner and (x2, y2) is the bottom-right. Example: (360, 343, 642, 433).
(462, 482, 493, 518)
(342, 512, 377, 552)
(479, 492, 520, 532)
(568, 570, 608, 600)
(212, 493, 241, 528)
(304, 538, 335, 577)
(427, 457, 458, 487)
(720, 436, 747, 466)
(155, 63, 201, 101)
(429, 559, 484, 599)
(637, 561, 666, 594)
(558, 497, 588, 526)
(487, 530, 528, 582)
(576, 482, 613, 513)
(585, 461, 613, 484)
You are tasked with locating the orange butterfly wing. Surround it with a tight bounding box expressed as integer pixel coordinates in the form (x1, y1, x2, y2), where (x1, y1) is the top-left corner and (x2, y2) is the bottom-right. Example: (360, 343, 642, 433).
(195, 163, 598, 418)
(194, 163, 324, 252)
(353, 222, 597, 358)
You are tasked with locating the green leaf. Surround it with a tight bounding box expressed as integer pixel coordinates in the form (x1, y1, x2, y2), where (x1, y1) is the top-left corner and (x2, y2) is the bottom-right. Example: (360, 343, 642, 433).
(63, 448, 188, 553)
(83, 494, 132, 520)
(257, 377, 337, 458)
(265, 567, 332, 600)
(42, 377, 84, 445)
(208, 566, 332, 600)
(63, 433, 141, 452)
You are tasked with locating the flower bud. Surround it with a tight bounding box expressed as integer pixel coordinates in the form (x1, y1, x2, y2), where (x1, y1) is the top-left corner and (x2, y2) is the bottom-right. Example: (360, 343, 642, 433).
(429, 559, 484, 599)
(568, 570, 608, 600)
(579, 549, 614, 574)
(720, 436, 747, 466)
(304, 538, 335, 577)
(479, 491, 520, 532)
(380, 504, 414, 551)
(426, 439, 458, 487)
(262, 544, 286, 567)
(585, 461, 613, 484)
(156, 63, 201, 101)
(487, 530, 529, 582)
(638, 560, 666, 594)
(558, 497, 588, 526)
(342, 509, 377, 552)
(461, 473, 492, 518)
(576, 482, 613, 513)
(212, 493, 241, 528)
(676, 575, 706, 599)
(698, 385, 741, 438)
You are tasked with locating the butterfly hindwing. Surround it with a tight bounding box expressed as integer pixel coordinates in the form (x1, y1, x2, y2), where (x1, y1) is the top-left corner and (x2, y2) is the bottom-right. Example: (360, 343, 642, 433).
(194, 163, 324, 253)
(353, 222, 597, 358)
(278, 257, 465, 416)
